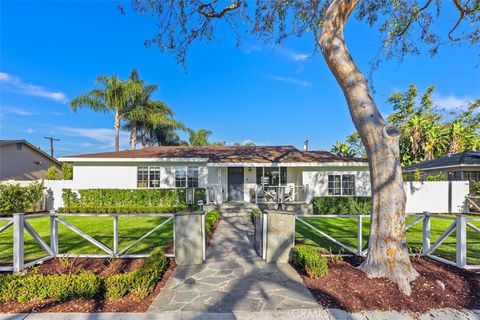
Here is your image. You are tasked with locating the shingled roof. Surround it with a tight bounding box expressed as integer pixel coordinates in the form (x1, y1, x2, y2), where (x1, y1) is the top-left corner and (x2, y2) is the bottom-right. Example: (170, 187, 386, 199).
(404, 151, 480, 172)
(62, 145, 366, 164)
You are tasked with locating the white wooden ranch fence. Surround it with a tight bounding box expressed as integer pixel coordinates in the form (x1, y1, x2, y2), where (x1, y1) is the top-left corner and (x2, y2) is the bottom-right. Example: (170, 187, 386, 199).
(295, 213, 480, 271)
(0, 211, 176, 272)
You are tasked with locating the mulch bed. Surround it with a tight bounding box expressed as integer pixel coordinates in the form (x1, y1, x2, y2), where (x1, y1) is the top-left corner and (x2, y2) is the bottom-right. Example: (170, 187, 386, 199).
(0, 257, 176, 313)
(298, 256, 480, 313)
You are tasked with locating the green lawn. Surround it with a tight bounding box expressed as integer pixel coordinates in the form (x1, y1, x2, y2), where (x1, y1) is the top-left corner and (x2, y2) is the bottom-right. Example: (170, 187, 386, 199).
(296, 215, 480, 265)
(0, 215, 173, 263)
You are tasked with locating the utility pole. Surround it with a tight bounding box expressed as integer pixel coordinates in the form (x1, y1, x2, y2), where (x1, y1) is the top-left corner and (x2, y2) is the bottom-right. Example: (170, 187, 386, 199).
(44, 136, 60, 158)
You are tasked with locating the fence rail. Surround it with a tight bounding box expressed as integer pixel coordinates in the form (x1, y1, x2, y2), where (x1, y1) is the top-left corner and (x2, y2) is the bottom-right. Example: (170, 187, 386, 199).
(295, 212, 480, 270)
(255, 185, 308, 204)
(0, 211, 175, 272)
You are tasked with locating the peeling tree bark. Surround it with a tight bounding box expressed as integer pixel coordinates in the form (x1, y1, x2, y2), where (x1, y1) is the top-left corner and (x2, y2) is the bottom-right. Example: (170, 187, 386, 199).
(114, 109, 120, 152)
(130, 123, 137, 150)
(319, 0, 419, 295)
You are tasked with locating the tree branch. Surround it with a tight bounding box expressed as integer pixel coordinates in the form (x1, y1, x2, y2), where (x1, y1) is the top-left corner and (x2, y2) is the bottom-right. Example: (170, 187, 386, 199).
(394, 0, 434, 37)
(449, 0, 479, 40)
(197, 0, 242, 19)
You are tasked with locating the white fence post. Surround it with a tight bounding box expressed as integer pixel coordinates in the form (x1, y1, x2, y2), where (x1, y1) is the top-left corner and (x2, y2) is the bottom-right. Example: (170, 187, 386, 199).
(49, 210, 58, 255)
(13, 213, 25, 272)
(113, 214, 119, 256)
(422, 212, 430, 255)
(357, 215, 363, 255)
(201, 211, 206, 262)
(456, 214, 467, 269)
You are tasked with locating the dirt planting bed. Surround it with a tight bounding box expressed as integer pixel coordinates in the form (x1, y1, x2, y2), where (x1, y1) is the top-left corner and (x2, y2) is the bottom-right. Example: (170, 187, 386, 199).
(0, 257, 176, 313)
(298, 256, 480, 313)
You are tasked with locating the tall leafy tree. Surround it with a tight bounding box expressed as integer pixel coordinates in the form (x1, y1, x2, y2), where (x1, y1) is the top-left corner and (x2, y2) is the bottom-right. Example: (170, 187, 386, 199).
(70, 75, 138, 151)
(130, 0, 480, 294)
(338, 85, 479, 165)
(331, 141, 355, 158)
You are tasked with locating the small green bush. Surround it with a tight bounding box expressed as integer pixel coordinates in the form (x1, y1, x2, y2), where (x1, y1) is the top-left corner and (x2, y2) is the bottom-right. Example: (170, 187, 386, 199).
(45, 166, 60, 180)
(0, 182, 45, 215)
(312, 196, 371, 215)
(105, 272, 136, 300)
(205, 210, 220, 235)
(291, 245, 328, 279)
(0, 272, 101, 303)
(62, 163, 73, 180)
(131, 248, 169, 299)
(104, 248, 169, 300)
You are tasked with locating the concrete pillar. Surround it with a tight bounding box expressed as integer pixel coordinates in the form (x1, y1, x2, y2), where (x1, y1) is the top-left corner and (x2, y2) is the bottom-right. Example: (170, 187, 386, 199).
(265, 211, 295, 263)
(174, 212, 205, 265)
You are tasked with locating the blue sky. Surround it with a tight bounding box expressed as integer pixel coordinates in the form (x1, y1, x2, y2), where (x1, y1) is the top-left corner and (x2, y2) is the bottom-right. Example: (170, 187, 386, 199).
(1, 1, 479, 157)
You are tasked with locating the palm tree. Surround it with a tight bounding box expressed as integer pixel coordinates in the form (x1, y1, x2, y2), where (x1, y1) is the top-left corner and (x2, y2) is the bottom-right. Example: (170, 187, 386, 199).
(189, 129, 212, 146)
(123, 69, 187, 149)
(70, 75, 138, 151)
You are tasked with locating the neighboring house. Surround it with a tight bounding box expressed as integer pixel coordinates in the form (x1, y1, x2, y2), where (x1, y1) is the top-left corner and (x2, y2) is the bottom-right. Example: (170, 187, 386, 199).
(58, 145, 370, 204)
(403, 151, 480, 186)
(0, 140, 62, 181)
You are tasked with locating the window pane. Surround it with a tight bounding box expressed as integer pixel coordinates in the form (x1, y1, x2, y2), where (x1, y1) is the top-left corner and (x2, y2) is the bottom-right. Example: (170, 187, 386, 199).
(137, 167, 148, 188)
(342, 174, 355, 196)
(187, 167, 199, 188)
(175, 167, 186, 188)
(149, 167, 160, 188)
(256, 168, 263, 185)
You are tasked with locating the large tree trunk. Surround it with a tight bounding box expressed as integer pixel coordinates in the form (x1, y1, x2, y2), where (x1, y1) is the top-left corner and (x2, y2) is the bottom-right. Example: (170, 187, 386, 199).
(319, 0, 418, 295)
(114, 109, 120, 152)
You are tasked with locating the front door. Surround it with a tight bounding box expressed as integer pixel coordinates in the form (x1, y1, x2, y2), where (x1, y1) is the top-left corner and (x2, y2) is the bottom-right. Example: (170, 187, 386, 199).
(228, 167, 244, 201)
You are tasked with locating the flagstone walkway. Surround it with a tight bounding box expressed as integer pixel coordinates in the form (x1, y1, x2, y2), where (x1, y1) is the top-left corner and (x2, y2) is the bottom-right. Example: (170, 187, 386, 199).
(148, 215, 320, 313)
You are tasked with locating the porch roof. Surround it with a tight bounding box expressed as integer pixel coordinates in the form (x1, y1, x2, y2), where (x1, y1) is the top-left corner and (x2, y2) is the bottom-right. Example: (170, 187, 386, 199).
(60, 145, 367, 164)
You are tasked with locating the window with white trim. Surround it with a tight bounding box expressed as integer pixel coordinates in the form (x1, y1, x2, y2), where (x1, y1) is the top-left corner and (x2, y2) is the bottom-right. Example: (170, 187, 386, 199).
(175, 166, 199, 188)
(328, 174, 355, 196)
(137, 166, 161, 188)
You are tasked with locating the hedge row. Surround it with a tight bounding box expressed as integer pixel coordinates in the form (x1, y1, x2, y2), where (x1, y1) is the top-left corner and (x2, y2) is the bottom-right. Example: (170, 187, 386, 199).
(58, 205, 185, 214)
(291, 245, 328, 279)
(0, 248, 169, 303)
(62, 188, 206, 208)
(312, 196, 371, 215)
(0, 182, 45, 215)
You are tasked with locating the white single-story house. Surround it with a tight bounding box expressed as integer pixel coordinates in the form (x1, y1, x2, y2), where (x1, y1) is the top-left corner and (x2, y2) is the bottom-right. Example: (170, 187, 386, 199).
(58, 145, 371, 204)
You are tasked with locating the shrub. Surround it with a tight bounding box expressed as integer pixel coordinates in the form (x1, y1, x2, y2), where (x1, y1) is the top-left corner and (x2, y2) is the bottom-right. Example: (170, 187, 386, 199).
(62, 163, 73, 180)
(291, 245, 328, 279)
(0, 272, 101, 303)
(312, 196, 371, 215)
(131, 248, 169, 299)
(45, 166, 59, 180)
(104, 248, 169, 300)
(105, 272, 136, 300)
(426, 173, 446, 181)
(0, 182, 45, 215)
(205, 210, 220, 235)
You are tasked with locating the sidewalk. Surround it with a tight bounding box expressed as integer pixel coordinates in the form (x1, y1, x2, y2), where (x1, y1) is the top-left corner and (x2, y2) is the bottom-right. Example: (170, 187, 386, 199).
(3, 309, 480, 320)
